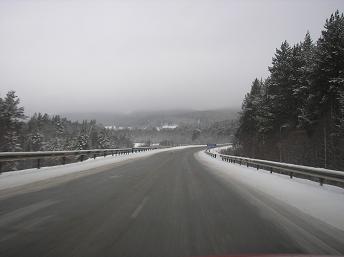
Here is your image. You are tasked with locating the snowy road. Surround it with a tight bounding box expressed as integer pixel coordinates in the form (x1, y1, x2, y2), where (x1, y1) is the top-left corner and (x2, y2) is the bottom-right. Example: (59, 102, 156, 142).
(0, 147, 344, 257)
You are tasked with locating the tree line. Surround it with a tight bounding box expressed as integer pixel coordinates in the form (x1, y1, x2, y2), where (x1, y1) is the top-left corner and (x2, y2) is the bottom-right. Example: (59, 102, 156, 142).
(130, 120, 235, 146)
(0, 90, 235, 170)
(0, 91, 132, 153)
(235, 11, 344, 171)
(0, 92, 132, 170)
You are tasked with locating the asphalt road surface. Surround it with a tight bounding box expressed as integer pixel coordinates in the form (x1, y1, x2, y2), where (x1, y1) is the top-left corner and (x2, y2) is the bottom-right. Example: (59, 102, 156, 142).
(1, 147, 344, 257)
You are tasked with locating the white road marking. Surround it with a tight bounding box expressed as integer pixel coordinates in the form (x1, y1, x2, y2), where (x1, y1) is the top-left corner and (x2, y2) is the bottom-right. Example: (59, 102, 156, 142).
(131, 197, 149, 218)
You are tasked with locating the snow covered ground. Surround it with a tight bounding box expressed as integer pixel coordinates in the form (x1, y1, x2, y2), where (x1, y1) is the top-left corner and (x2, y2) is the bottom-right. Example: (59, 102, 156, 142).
(0, 145, 203, 191)
(196, 150, 344, 231)
(208, 144, 232, 153)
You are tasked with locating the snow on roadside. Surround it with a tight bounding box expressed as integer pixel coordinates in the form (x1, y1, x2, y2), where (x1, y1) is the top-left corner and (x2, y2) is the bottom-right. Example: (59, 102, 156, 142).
(0, 145, 203, 190)
(208, 144, 232, 154)
(196, 150, 344, 231)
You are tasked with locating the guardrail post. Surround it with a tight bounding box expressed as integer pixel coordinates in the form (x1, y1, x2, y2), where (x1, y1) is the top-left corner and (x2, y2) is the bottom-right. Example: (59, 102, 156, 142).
(80, 155, 84, 162)
(103, 151, 106, 157)
(320, 178, 324, 186)
(93, 154, 96, 159)
(270, 167, 273, 174)
(290, 172, 293, 179)
(62, 157, 66, 165)
(111, 151, 114, 156)
(37, 159, 41, 169)
(257, 165, 259, 170)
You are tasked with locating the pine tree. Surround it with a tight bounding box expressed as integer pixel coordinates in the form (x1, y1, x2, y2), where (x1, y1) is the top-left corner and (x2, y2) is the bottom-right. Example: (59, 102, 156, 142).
(0, 91, 25, 152)
(267, 41, 296, 129)
(235, 11, 344, 169)
(75, 121, 92, 150)
(236, 78, 267, 157)
(29, 131, 44, 151)
(97, 128, 110, 149)
(313, 10, 344, 168)
(309, 10, 344, 126)
(296, 32, 316, 129)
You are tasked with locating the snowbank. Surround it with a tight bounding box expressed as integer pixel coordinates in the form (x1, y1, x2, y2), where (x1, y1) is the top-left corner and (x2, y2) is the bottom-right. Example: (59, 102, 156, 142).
(0, 145, 203, 191)
(196, 150, 344, 231)
(208, 144, 232, 154)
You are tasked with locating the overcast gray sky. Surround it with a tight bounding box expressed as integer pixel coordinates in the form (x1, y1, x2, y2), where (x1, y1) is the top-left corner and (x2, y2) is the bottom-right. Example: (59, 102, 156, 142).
(0, 0, 343, 114)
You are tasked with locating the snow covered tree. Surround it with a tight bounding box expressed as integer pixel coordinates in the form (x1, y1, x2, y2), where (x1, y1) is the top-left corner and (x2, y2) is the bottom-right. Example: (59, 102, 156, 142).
(191, 129, 201, 141)
(305, 10, 344, 128)
(53, 115, 65, 136)
(29, 131, 45, 151)
(74, 120, 94, 150)
(0, 91, 25, 152)
(235, 11, 344, 169)
(267, 41, 295, 129)
(236, 78, 268, 157)
(295, 32, 316, 129)
(97, 128, 110, 149)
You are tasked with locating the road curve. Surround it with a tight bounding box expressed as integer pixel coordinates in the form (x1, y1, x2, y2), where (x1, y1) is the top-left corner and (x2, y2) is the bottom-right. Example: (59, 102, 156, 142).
(0, 147, 343, 257)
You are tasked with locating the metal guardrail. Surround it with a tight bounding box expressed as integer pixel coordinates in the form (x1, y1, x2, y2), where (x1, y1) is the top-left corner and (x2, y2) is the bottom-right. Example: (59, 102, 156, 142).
(205, 150, 344, 186)
(205, 151, 217, 158)
(0, 147, 158, 172)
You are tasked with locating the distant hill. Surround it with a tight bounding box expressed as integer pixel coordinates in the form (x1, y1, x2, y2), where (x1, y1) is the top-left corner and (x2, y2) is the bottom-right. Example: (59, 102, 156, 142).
(61, 108, 239, 129)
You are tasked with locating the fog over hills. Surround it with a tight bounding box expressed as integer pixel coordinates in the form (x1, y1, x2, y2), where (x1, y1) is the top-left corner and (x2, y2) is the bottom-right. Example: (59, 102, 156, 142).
(61, 108, 239, 128)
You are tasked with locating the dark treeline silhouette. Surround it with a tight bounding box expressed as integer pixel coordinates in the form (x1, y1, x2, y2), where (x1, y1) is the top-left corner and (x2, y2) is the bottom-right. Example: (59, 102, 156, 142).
(233, 11, 344, 171)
